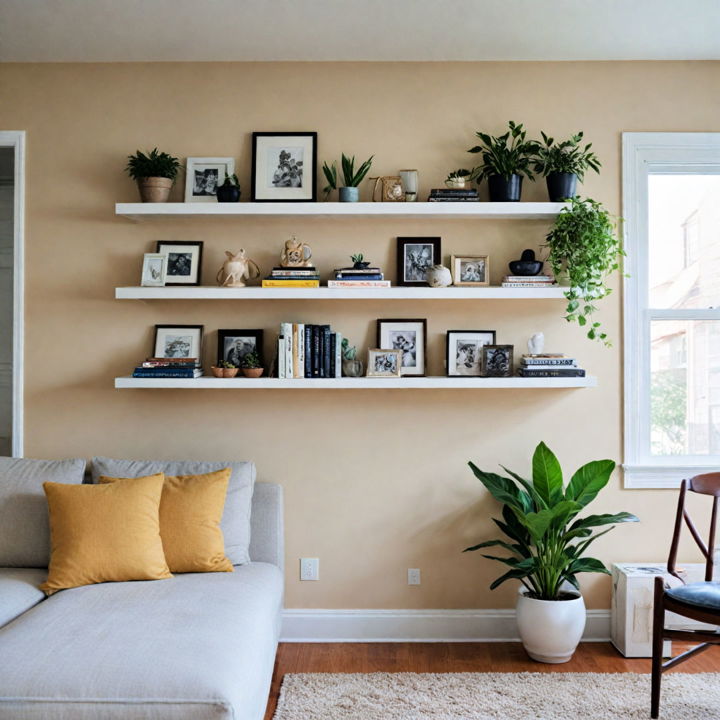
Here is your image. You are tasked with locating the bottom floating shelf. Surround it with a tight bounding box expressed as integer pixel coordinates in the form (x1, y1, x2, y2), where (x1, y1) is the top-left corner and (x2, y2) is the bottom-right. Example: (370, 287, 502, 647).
(115, 376, 597, 390)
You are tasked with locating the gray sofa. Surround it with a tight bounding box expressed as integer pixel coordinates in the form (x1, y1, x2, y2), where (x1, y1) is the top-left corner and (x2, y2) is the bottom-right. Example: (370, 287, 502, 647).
(0, 458, 284, 720)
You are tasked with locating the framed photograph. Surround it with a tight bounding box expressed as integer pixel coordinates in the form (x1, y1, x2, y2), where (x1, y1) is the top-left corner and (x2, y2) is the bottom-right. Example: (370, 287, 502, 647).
(367, 349, 402, 378)
(446, 330, 497, 377)
(184, 157, 235, 202)
(251, 132, 317, 202)
(452, 255, 490, 286)
(140, 253, 166, 287)
(153, 325, 204, 359)
(397, 237, 441, 286)
(482, 344, 514, 378)
(217, 329, 264, 368)
(377, 318, 427, 377)
(156, 241, 203, 286)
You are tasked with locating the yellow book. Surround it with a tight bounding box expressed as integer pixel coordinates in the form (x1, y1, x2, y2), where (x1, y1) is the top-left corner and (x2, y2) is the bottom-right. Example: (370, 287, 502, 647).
(262, 280, 320, 288)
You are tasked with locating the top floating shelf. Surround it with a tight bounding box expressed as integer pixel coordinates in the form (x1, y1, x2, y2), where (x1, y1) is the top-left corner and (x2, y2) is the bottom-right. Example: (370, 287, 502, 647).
(115, 201, 568, 221)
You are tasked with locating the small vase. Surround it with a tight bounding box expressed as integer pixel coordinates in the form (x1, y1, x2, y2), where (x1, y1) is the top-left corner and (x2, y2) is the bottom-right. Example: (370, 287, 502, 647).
(487, 174, 523, 202)
(216, 184, 241, 203)
(339, 186, 360, 202)
(342, 359, 364, 377)
(445, 178, 468, 189)
(242, 367, 264, 378)
(137, 177, 172, 203)
(546, 172, 577, 202)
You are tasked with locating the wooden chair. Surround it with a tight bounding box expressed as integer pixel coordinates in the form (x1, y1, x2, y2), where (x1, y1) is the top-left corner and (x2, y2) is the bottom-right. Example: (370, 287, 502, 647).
(651, 473, 720, 718)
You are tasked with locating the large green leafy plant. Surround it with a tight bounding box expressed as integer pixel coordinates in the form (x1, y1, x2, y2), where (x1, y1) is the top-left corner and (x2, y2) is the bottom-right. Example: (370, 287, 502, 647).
(468, 121, 539, 180)
(545, 197, 625, 345)
(464, 442, 638, 601)
(532, 131, 601, 179)
(125, 148, 180, 182)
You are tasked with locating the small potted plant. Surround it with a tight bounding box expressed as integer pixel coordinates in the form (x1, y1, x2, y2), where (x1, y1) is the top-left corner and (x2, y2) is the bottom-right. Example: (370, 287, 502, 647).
(322, 153, 374, 202)
(341, 338, 364, 377)
(533, 131, 601, 202)
(445, 169, 474, 189)
(216, 173, 241, 203)
(464, 441, 638, 663)
(468, 121, 538, 201)
(241, 351, 264, 378)
(211, 361, 239, 378)
(125, 148, 181, 203)
(350, 253, 370, 270)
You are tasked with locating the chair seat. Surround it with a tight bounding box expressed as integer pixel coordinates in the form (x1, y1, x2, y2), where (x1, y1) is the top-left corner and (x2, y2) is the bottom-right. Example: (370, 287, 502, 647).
(666, 581, 720, 612)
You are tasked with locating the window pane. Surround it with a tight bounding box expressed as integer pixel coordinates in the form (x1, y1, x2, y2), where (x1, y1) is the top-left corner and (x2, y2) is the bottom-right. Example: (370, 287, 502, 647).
(648, 175, 720, 309)
(651, 320, 720, 456)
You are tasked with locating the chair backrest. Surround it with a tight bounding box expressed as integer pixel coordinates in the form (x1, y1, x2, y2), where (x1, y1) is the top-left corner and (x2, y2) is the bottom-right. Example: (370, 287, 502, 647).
(667, 473, 720, 582)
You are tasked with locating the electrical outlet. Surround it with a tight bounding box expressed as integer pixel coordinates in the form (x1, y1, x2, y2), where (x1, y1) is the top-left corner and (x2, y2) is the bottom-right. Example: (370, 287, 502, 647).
(300, 558, 319, 581)
(408, 568, 421, 585)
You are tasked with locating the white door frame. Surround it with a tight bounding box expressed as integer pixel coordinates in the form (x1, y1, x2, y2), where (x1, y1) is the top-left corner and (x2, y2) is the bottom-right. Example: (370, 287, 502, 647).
(0, 131, 25, 457)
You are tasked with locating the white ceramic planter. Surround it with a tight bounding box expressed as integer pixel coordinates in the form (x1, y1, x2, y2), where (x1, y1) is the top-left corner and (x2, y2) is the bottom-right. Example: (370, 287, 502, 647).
(516, 589, 586, 664)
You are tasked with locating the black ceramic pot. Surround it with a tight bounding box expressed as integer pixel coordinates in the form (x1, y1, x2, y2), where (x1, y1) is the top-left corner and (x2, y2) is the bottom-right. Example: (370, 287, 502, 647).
(546, 172, 577, 202)
(217, 184, 241, 203)
(487, 174, 522, 202)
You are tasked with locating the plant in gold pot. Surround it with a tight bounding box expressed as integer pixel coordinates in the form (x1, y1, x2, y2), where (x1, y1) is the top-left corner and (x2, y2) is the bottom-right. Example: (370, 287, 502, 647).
(211, 361, 239, 378)
(241, 351, 264, 378)
(125, 148, 181, 203)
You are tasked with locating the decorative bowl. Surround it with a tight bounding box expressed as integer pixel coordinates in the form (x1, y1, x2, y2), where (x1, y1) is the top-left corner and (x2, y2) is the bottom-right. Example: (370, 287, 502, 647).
(509, 260, 543, 276)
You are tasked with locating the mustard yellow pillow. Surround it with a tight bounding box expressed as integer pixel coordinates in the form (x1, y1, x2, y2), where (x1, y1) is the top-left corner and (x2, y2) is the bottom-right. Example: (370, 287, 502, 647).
(41, 473, 172, 595)
(100, 469, 233, 574)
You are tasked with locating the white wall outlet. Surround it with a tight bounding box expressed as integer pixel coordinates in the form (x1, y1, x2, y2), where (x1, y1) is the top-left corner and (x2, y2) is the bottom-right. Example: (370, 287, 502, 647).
(300, 557, 319, 581)
(408, 568, 421, 585)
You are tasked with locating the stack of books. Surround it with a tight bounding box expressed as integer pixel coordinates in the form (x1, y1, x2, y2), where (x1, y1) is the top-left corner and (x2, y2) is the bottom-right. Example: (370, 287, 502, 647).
(262, 266, 320, 288)
(517, 354, 585, 378)
(501, 274, 556, 288)
(131, 357, 203, 379)
(328, 266, 390, 288)
(277, 323, 342, 379)
(428, 188, 479, 202)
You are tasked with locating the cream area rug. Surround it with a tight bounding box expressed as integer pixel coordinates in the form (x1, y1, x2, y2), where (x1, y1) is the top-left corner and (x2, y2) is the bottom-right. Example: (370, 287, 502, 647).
(273, 672, 720, 719)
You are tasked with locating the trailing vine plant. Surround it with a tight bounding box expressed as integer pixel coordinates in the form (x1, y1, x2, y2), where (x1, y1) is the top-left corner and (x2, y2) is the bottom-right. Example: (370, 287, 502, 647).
(544, 197, 625, 345)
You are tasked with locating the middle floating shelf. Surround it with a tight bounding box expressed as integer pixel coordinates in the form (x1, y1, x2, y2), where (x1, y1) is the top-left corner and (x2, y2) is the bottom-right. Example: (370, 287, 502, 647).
(115, 286, 568, 301)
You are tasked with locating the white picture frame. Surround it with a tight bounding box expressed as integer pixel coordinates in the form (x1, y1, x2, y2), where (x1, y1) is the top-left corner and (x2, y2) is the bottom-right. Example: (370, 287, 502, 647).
(446, 330, 496, 377)
(153, 325, 204, 360)
(140, 253, 167, 287)
(184, 157, 235, 203)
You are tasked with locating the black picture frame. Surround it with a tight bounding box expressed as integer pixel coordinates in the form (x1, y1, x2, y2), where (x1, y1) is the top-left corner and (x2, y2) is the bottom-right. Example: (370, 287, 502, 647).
(251, 132, 318, 202)
(155, 240, 204, 286)
(217, 329, 264, 368)
(396, 237, 441, 287)
(482, 344, 514, 378)
(153, 324, 204, 360)
(376, 318, 428, 377)
(445, 330, 497, 377)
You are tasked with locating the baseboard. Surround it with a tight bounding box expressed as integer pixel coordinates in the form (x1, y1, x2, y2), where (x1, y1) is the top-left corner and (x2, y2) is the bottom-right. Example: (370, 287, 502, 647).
(281, 608, 611, 643)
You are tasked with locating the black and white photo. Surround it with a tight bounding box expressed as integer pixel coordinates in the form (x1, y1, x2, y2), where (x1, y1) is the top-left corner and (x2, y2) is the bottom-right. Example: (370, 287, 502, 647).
(397, 237, 441, 286)
(452, 254, 490, 286)
(140, 253, 166, 287)
(217, 329, 264, 368)
(366, 349, 402, 378)
(446, 330, 496, 376)
(156, 241, 203, 286)
(184, 158, 235, 202)
(252, 132, 317, 202)
(482, 344, 514, 377)
(153, 325, 204, 360)
(377, 319, 427, 376)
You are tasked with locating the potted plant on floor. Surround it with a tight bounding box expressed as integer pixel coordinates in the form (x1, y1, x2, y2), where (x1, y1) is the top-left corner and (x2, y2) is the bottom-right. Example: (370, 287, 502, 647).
(125, 148, 181, 203)
(322, 153, 374, 202)
(468, 121, 538, 201)
(241, 351, 264, 378)
(544, 196, 625, 345)
(463, 441, 638, 664)
(216, 173, 241, 203)
(533, 131, 601, 202)
(211, 361, 239, 378)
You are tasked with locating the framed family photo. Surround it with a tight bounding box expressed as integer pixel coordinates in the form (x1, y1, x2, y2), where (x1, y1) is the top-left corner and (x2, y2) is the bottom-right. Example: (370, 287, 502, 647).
(397, 237, 441, 287)
(452, 255, 490, 286)
(217, 329, 264, 368)
(482, 344, 514, 377)
(184, 157, 235, 202)
(377, 318, 427, 377)
(251, 132, 317, 202)
(140, 253, 167, 287)
(367, 349, 402, 378)
(446, 330, 496, 377)
(156, 241, 203, 286)
(153, 325, 204, 359)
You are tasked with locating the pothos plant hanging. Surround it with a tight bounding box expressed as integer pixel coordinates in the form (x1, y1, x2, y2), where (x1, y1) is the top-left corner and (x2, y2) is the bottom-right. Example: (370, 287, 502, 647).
(544, 197, 625, 345)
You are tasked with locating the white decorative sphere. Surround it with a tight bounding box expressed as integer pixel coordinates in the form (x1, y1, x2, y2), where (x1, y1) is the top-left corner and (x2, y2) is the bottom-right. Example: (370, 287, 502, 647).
(427, 265, 452, 288)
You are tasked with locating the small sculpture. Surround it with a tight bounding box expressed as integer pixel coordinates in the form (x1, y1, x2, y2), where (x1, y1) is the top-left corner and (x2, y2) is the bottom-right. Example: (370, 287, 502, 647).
(509, 249, 544, 276)
(370, 176, 404, 202)
(216, 249, 260, 288)
(426, 265, 452, 288)
(528, 332, 545, 355)
(280, 236, 313, 267)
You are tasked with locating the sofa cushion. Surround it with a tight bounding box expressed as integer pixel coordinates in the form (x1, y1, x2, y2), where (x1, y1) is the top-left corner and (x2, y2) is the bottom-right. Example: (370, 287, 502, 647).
(0, 568, 47, 629)
(0, 563, 283, 720)
(92, 457, 255, 566)
(0, 457, 86, 567)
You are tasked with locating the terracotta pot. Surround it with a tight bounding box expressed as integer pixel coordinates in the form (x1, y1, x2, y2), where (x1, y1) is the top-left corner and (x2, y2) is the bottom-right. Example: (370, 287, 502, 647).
(242, 367, 264, 378)
(211, 366, 239, 378)
(137, 177, 173, 203)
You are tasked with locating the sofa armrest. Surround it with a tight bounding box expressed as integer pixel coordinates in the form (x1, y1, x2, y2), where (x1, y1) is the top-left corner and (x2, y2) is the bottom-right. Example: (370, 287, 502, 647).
(249, 482, 284, 571)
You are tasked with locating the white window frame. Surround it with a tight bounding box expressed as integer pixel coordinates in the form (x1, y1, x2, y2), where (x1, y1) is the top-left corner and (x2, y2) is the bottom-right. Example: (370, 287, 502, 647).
(623, 132, 720, 488)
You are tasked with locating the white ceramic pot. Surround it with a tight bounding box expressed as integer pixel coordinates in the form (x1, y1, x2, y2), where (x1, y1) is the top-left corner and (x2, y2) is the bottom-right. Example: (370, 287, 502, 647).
(426, 264, 452, 288)
(516, 589, 586, 664)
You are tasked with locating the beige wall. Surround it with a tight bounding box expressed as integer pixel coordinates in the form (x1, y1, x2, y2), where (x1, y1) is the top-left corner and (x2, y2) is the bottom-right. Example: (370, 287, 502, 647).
(1, 61, 718, 610)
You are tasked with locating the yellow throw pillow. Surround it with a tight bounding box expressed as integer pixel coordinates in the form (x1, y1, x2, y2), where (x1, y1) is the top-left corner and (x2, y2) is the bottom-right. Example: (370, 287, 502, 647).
(41, 473, 172, 595)
(100, 469, 233, 574)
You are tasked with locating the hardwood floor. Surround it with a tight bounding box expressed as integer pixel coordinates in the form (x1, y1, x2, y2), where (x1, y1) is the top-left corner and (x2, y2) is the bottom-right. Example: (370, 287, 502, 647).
(264, 641, 720, 719)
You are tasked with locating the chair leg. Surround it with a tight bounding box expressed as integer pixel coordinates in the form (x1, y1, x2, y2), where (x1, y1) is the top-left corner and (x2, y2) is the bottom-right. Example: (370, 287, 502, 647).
(651, 577, 665, 719)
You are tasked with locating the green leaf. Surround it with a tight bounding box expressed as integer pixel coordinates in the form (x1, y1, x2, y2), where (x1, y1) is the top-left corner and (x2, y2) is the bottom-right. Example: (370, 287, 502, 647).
(468, 462, 532, 514)
(567, 557, 610, 576)
(463, 539, 523, 555)
(568, 512, 639, 533)
(519, 508, 555, 543)
(500, 465, 547, 510)
(531, 442, 564, 505)
(565, 459, 615, 506)
(488, 557, 536, 590)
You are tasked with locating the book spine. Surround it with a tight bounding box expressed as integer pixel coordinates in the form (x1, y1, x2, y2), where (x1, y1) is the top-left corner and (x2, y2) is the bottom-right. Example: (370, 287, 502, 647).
(501, 283, 556, 288)
(277, 336, 285, 379)
(327, 280, 392, 288)
(304, 325, 312, 378)
(521, 364, 578, 371)
(335, 274, 384, 281)
(297, 324, 305, 379)
(132, 371, 198, 378)
(522, 358, 577, 366)
(325, 327, 334, 378)
(262, 280, 320, 288)
(280, 323, 292, 378)
(312, 326, 320, 377)
(334, 332, 342, 378)
(519, 369, 586, 377)
(292, 324, 299, 378)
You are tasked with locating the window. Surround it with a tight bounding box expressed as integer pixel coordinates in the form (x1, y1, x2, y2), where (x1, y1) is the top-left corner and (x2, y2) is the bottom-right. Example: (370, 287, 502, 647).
(623, 133, 720, 488)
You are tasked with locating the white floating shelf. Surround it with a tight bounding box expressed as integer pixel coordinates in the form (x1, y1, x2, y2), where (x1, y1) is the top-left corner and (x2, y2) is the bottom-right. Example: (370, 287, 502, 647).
(115, 201, 568, 221)
(115, 286, 567, 300)
(115, 376, 596, 390)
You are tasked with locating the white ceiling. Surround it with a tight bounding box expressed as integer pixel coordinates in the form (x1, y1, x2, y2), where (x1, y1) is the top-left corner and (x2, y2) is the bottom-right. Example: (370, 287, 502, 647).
(1, 0, 719, 63)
